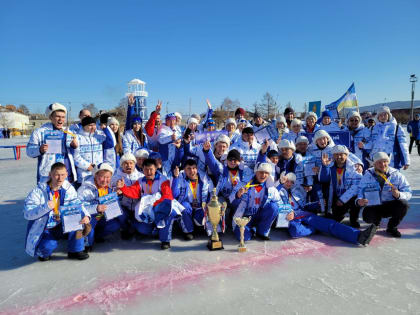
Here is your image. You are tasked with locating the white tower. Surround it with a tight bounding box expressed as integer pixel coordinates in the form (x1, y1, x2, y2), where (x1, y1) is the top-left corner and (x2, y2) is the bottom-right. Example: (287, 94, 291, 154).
(126, 78, 148, 121)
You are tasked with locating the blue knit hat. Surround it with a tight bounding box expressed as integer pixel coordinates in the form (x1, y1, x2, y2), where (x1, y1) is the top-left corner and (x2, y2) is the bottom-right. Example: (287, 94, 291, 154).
(321, 110, 332, 119)
(132, 116, 142, 125)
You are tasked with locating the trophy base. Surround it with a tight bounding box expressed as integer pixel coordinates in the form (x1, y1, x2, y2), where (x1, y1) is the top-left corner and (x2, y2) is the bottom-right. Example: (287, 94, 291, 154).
(207, 239, 224, 251)
(238, 246, 247, 253)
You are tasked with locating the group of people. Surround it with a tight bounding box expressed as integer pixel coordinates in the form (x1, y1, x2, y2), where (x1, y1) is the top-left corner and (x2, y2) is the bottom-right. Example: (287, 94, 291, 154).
(23, 98, 413, 261)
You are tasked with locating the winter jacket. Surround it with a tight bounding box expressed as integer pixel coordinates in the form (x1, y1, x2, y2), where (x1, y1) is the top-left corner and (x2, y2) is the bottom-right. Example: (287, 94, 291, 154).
(122, 129, 148, 155)
(171, 172, 213, 205)
(407, 119, 420, 139)
(230, 138, 261, 170)
(110, 168, 143, 211)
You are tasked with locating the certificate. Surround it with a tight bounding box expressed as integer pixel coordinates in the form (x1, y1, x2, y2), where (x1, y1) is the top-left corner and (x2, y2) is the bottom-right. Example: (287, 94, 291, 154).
(44, 130, 63, 154)
(60, 204, 83, 233)
(99, 192, 123, 221)
(363, 187, 381, 206)
(254, 127, 271, 143)
(303, 156, 316, 176)
(276, 204, 292, 228)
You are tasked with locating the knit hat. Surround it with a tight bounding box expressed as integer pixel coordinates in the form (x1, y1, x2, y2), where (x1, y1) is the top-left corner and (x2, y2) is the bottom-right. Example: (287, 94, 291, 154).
(314, 130, 330, 142)
(134, 148, 149, 159)
(278, 139, 296, 151)
(149, 152, 162, 160)
(347, 110, 361, 121)
(100, 113, 111, 124)
(332, 145, 349, 155)
(295, 135, 309, 144)
(187, 117, 199, 126)
(284, 107, 295, 115)
(131, 116, 142, 125)
(227, 149, 241, 161)
(373, 152, 390, 163)
(276, 115, 287, 125)
(191, 113, 201, 120)
(94, 162, 114, 175)
(81, 116, 96, 127)
(377, 106, 391, 117)
(291, 118, 302, 127)
(256, 162, 272, 173)
(45, 103, 67, 117)
(165, 113, 177, 120)
(321, 110, 332, 119)
(206, 118, 216, 127)
(216, 134, 230, 146)
(120, 153, 136, 166)
(242, 127, 254, 134)
(254, 112, 262, 119)
(225, 118, 237, 127)
(235, 107, 246, 117)
(305, 111, 318, 121)
(107, 116, 120, 126)
(174, 112, 182, 120)
(267, 150, 280, 159)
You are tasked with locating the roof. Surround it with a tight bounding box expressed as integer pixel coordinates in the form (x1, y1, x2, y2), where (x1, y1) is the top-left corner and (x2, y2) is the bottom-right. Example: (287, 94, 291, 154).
(128, 78, 145, 85)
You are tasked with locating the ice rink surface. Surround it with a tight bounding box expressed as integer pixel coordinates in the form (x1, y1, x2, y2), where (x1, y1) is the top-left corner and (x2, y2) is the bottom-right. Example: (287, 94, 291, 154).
(0, 137, 419, 315)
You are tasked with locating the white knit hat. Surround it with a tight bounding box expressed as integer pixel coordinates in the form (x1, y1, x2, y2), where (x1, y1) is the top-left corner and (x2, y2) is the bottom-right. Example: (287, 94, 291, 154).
(174, 112, 182, 120)
(187, 117, 199, 126)
(291, 118, 302, 127)
(276, 115, 286, 124)
(314, 130, 330, 142)
(120, 153, 136, 166)
(377, 106, 391, 116)
(225, 118, 237, 127)
(295, 135, 309, 144)
(373, 152, 390, 163)
(134, 148, 149, 159)
(256, 162, 272, 173)
(278, 139, 296, 151)
(191, 113, 200, 120)
(94, 162, 114, 175)
(216, 134, 231, 146)
(107, 116, 120, 126)
(347, 110, 361, 121)
(45, 103, 67, 117)
(332, 145, 349, 155)
(305, 111, 318, 121)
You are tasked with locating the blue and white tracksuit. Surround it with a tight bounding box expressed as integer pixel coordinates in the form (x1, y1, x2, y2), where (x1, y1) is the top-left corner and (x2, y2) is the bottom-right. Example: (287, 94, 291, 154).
(277, 185, 362, 244)
(282, 130, 305, 143)
(73, 129, 114, 183)
(77, 180, 122, 245)
(232, 180, 282, 241)
(343, 124, 371, 167)
(318, 122, 342, 132)
(122, 129, 149, 155)
(24, 180, 89, 258)
(103, 126, 122, 170)
(230, 138, 261, 170)
(27, 123, 77, 183)
(172, 172, 213, 234)
(365, 117, 410, 168)
(158, 124, 182, 175)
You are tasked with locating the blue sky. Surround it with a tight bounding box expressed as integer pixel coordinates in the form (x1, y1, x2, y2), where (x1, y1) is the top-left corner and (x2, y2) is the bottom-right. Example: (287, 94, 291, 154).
(0, 0, 419, 118)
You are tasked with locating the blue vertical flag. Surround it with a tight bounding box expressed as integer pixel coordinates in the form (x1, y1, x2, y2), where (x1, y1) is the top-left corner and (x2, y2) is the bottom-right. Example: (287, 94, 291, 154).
(308, 101, 321, 117)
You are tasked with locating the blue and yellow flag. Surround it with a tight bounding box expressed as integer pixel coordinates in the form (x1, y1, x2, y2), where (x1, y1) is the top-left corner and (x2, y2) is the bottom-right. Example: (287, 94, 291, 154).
(325, 83, 358, 117)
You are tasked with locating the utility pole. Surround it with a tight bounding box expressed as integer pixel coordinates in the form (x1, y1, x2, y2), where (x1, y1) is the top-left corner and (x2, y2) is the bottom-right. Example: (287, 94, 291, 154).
(410, 74, 417, 120)
(189, 97, 191, 117)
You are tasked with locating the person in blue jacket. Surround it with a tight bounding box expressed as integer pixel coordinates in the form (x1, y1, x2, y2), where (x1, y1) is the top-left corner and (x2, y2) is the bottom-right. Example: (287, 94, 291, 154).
(278, 173, 377, 246)
(24, 162, 90, 261)
(407, 113, 420, 155)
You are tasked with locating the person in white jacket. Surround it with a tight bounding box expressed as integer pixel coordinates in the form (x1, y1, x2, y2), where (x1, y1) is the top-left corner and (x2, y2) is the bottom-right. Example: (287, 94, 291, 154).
(23, 162, 90, 261)
(357, 152, 411, 238)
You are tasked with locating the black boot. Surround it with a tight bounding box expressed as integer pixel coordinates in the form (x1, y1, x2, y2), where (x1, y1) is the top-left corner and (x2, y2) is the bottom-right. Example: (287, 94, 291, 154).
(68, 251, 89, 260)
(161, 242, 171, 250)
(350, 220, 361, 228)
(386, 227, 402, 238)
(184, 233, 194, 241)
(38, 256, 51, 262)
(84, 246, 93, 253)
(358, 224, 377, 246)
(256, 233, 270, 241)
(121, 230, 133, 240)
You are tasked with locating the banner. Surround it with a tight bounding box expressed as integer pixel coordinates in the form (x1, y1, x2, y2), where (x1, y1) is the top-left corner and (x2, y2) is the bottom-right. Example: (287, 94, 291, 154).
(308, 101, 321, 117)
(325, 83, 358, 118)
(194, 130, 228, 144)
(328, 131, 351, 147)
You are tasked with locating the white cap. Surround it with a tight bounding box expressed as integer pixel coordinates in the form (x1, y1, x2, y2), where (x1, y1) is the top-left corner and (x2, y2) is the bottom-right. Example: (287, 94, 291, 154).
(94, 163, 114, 175)
(225, 118, 237, 127)
(305, 111, 318, 121)
(46, 103, 67, 117)
(278, 139, 296, 151)
(134, 148, 149, 159)
(276, 115, 286, 124)
(295, 135, 309, 144)
(120, 153, 136, 166)
(216, 134, 231, 146)
(314, 130, 330, 142)
(191, 113, 200, 121)
(347, 110, 361, 121)
(291, 118, 302, 127)
(256, 162, 272, 173)
(187, 117, 199, 126)
(332, 145, 349, 155)
(174, 112, 182, 120)
(373, 152, 390, 163)
(377, 106, 391, 116)
(107, 116, 120, 126)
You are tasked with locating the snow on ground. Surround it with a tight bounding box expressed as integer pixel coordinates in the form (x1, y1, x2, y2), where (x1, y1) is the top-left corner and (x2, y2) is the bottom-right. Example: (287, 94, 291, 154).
(0, 137, 420, 315)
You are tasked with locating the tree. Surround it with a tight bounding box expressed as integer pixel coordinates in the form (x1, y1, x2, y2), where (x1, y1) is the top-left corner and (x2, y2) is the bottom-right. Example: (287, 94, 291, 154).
(254, 92, 278, 120)
(0, 112, 10, 129)
(220, 97, 240, 112)
(18, 104, 30, 115)
(82, 103, 98, 116)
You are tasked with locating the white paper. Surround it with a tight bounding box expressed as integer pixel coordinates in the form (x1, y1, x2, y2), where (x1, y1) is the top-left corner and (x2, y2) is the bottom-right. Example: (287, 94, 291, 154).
(104, 200, 123, 221)
(365, 190, 381, 206)
(46, 139, 62, 154)
(304, 162, 316, 176)
(276, 212, 289, 228)
(254, 127, 271, 143)
(62, 213, 82, 233)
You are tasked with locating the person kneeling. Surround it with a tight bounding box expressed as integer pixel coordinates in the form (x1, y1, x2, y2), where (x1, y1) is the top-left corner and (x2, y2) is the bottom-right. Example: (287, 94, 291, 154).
(24, 162, 90, 261)
(279, 173, 377, 246)
(232, 163, 280, 242)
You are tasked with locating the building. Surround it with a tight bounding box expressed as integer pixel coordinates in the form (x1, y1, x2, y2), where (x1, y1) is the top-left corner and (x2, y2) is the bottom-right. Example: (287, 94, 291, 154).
(126, 78, 148, 121)
(0, 106, 30, 130)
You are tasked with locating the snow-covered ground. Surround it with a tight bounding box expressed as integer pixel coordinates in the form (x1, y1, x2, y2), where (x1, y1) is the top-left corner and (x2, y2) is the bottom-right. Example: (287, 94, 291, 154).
(0, 137, 419, 315)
